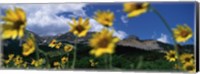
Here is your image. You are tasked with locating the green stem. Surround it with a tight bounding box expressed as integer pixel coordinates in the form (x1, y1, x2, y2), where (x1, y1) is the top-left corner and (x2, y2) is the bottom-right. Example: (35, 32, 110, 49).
(67, 53, 69, 68)
(36, 48, 39, 60)
(38, 49, 50, 68)
(109, 54, 112, 69)
(104, 55, 107, 69)
(71, 37, 77, 69)
(136, 56, 143, 69)
(151, 6, 181, 70)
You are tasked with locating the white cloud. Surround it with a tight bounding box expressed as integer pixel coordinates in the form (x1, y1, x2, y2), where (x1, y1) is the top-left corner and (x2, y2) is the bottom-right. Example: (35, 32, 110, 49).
(0, 4, 87, 36)
(113, 30, 128, 40)
(89, 19, 104, 32)
(157, 33, 168, 43)
(121, 15, 128, 24)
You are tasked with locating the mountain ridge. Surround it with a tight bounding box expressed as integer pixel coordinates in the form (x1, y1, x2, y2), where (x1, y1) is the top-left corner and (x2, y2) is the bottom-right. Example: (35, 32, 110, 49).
(29, 31, 193, 52)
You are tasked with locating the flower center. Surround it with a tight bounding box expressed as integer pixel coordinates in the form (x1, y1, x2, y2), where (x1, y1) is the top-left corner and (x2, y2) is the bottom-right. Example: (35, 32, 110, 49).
(105, 18, 110, 22)
(104, 18, 111, 27)
(67, 46, 72, 50)
(170, 54, 175, 58)
(98, 38, 110, 48)
(129, 3, 143, 11)
(52, 42, 56, 44)
(186, 65, 194, 71)
(180, 30, 189, 37)
(62, 59, 66, 62)
(135, 3, 143, 9)
(14, 20, 25, 29)
(185, 58, 191, 62)
(76, 25, 84, 33)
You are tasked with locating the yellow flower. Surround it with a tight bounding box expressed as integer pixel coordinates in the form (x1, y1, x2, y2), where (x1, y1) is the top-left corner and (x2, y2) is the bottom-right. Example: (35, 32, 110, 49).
(123, 2, 149, 18)
(8, 54, 15, 60)
(1, 7, 26, 39)
(31, 60, 37, 67)
(53, 61, 61, 69)
(89, 59, 98, 67)
(13, 55, 23, 66)
(55, 42, 62, 49)
(182, 62, 196, 72)
(22, 34, 36, 56)
(180, 53, 194, 64)
(54, 61, 60, 66)
(173, 24, 193, 43)
(4, 54, 15, 64)
(68, 17, 91, 37)
(4, 60, 11, 64)
(64, 44, 73, 52)
(31, 58, 44, 67)
(89, 28, 120, 57)
(165, 50, 177, 62)
(49, 39, 57, 48)
(94, 10, 114, 27)
(61, 57, 68, 64)
(23, 62, 28, 68)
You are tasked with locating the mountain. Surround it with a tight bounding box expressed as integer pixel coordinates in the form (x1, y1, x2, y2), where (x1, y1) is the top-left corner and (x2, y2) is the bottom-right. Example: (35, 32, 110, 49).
(41, 32, 96, 44)
(28, 30, 44, 43)
(38, 32, 194, 53)
(117, 35, 162, 51)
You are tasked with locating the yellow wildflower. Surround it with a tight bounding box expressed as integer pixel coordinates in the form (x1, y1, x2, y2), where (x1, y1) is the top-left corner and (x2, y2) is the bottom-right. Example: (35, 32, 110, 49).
(13, 55, 23, 66)
(63, 44, 73, 52)
(173, 24, 193, 43)
(22, 34, 36, 56)
(180, 53, 194, 64)
(4, 60, 11, 64)
(89, 28, 120, 57)
(31, 60, 37, 67)
(55, 42, 62, 49)
(1, 7, 26, 39)
(182, 62, 196, 73)
(23, 62, 28, 68)
(94, 10, 114, 27)
(165, 50, 177, 62)
(68, 17, 91, 37)
(123, 2, 149, 18)
(8, 54, 15, 59)
(53, 61, 61, 69)
(61, 57, 68, 64)
(31, 58, 44, 67)
(89, 59, 98, 67)
(49, 39, 57, 48)
(4, 54, 15, 64)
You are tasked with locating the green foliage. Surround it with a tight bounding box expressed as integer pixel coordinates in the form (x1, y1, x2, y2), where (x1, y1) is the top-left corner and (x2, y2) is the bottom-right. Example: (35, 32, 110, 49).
(2, 40, 193, 71)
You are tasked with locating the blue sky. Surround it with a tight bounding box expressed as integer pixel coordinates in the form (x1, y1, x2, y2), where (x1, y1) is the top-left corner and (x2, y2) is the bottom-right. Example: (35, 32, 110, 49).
(84, 2, 195, 44)
(0, 2, 196, 44)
